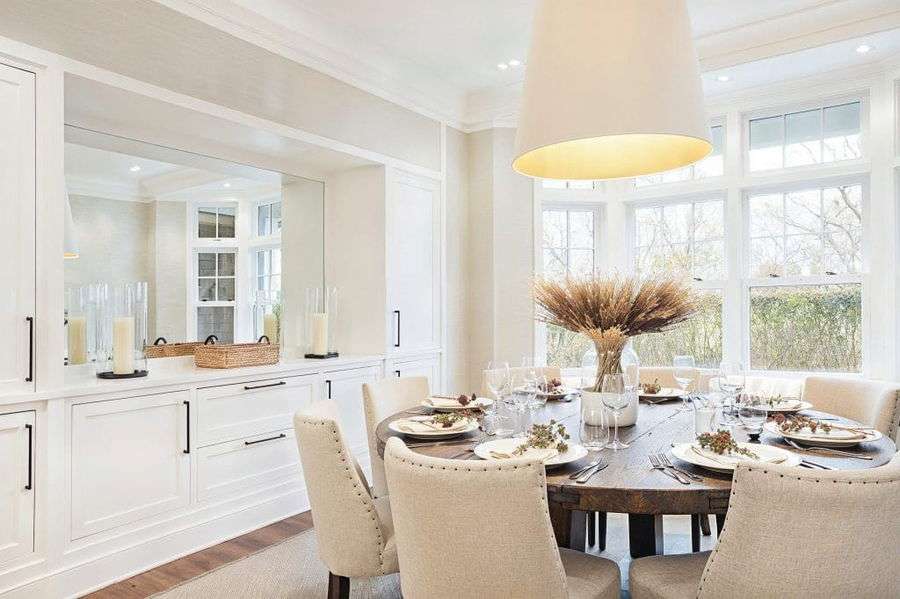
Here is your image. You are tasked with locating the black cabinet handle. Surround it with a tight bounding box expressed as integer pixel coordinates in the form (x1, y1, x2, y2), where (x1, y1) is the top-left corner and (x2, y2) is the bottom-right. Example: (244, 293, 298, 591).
(394, 370, 401, 377)
(24, 423, 32, 491)
(25, 316, 34, 382)
(326, 379, 332, 399)
(244, 381, 287, 390)
(393, 310, 401, 347)
(245, 433, 286, 446)
(183, 401, 191, 454)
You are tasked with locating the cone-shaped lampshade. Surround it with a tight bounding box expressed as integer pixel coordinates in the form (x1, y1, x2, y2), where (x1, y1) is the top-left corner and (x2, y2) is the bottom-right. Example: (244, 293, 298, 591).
(513, 0, 711, 180)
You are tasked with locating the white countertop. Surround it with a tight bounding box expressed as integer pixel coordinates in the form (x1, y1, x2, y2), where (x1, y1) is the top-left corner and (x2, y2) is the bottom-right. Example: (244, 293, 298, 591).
(1, 354, 385, 405)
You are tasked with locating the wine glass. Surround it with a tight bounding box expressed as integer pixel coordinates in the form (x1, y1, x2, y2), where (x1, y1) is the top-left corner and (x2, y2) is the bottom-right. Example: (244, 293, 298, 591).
(717, 361, 744, 427)
(601, 373, 629, 450)
(673, 355, 697, 412)
(738, 395, 767, 440)
(485, 361, 514, 437)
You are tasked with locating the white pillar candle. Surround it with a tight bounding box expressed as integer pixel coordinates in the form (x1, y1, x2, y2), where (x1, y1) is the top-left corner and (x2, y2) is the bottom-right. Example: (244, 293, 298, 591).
(67, 316, 88, 365)
(263, 312, 279, 344)
(112, 316, 135, 374)
(310, 312, 328, 355)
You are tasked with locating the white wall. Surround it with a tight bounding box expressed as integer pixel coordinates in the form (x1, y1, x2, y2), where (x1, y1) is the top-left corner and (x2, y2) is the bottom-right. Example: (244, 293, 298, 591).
(153, 200, 187, 342)
(444, 126, 470, 391)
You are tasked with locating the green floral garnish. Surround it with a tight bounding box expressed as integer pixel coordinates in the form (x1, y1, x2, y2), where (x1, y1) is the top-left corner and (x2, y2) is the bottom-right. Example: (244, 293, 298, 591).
(697, 431, 758, 459)
(773, 414, 831, 434)
(513, 420, 570, 455)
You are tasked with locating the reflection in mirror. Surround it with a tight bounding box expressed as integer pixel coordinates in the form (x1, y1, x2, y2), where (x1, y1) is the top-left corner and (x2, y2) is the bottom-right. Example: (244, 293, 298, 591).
(63, 127, 324, 363)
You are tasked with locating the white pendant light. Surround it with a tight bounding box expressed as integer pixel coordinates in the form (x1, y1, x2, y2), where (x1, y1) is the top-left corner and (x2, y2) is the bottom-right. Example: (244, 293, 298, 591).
(513, 0, 711, 180)
(64, 190, 80, 259)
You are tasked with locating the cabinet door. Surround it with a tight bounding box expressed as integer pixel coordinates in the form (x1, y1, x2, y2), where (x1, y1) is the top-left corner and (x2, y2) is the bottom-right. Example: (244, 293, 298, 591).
(386, 171, 440, 353)
(0, 411, 34, 564)
(71, 392, 191, 539)
(0, 64, 35, 395)
(391, 356, 440, 393)
(324, 366, 380, 456)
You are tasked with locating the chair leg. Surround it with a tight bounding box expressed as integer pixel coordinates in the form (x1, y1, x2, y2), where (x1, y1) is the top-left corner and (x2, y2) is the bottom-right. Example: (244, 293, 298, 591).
(699, 512, 711, 536)
(715, 513, 726, 535)
(596, 511, 607, 551)
(328, 572, 350, 599)
(587, 511, 596, 547)
(690, 515, 701, 552)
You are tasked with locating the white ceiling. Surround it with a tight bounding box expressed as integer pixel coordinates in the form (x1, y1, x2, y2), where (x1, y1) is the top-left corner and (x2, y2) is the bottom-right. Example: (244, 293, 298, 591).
(175, 0, 900, 128)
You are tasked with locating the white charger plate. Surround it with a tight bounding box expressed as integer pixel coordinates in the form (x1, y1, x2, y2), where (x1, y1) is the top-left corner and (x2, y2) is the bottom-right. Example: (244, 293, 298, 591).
(671, 441, 800, 473)
(763, 400, 814, 413)
(763, 420, 882, 448)
(420, 396, 494, 412)
(473, 437, 588, 468)
(388, 416, 479, 440)
(639, 388, 683, 402)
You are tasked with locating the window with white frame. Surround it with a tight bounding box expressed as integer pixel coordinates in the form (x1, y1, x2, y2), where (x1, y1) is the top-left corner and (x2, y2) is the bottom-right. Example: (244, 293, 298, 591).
(195, 248, 236, 343)
(257, 200, 282, 237)
(255, 247, 282, 293)
(746, 181, 863, 372)
(630, 198, 725, 367)
(197, 206, 236, 239)
(748, 101, 861, 172)
(635, 125, 725, 187)
(539, 204, 601, 367)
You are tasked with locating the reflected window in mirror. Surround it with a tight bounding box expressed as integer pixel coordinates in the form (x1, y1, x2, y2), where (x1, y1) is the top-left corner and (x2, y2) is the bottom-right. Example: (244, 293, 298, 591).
(197, 206, 236, 239)
(255, 248, 282, 294)
(256, 200, 282, 237)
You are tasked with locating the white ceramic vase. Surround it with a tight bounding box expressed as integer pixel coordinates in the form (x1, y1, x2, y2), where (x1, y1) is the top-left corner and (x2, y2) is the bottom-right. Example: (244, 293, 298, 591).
(581, 389, 639, 428)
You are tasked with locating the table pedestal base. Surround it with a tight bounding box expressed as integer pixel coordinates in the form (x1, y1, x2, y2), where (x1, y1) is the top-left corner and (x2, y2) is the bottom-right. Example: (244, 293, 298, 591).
(628, 514, 664, 558)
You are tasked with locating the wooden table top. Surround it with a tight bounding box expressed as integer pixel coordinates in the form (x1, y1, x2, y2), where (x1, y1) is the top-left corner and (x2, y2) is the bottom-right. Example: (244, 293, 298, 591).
(375, 398, 896, 515)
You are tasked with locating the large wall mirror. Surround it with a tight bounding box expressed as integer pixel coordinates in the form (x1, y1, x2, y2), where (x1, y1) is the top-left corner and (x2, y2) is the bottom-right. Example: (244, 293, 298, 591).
(63, 126, 324, 363)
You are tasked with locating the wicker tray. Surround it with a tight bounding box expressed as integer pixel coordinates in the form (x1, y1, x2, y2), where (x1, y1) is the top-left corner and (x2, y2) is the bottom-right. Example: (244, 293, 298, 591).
(194, 342, 280, 369)
(145, 336, 218, 359)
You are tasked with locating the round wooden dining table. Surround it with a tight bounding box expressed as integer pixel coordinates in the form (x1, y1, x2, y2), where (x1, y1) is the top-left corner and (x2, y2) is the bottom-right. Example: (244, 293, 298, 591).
(375, 397, 896, 558)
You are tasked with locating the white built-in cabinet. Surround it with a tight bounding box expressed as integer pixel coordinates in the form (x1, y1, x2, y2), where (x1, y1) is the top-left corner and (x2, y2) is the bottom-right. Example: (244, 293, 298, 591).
(389, 355, 440, 391)
(324, 366, 380, 456)
(0, 411, 35, 565)
(386, 171, 441, 354)
(70, 392, 191, 538)
(0, 63, 36, 396)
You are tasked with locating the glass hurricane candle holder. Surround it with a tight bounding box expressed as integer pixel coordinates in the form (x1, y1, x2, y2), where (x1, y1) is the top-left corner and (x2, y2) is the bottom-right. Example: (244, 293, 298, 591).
(65, 286, 89, 365)
(95, 282, 149, 378)
(304, 286, 338, 359)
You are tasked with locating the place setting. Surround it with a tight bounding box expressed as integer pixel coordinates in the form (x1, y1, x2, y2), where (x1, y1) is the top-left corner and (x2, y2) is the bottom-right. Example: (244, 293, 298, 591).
(763, 413, 881, 459)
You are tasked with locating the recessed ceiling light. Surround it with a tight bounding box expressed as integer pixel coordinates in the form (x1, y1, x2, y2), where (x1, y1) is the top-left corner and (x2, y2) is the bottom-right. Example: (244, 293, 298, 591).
(497, 62, 509, 70)
(223, 182, 231, 188)
(129, 165, 141, 172)
(856, 44, 872, 54)
(508, 59, 521, 67)
(716, 75, 730, 82)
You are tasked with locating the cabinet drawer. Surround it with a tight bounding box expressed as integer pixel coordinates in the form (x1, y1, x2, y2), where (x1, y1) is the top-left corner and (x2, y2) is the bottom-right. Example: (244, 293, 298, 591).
(196, 429, 300, 503)
(196, 374, 317, 445)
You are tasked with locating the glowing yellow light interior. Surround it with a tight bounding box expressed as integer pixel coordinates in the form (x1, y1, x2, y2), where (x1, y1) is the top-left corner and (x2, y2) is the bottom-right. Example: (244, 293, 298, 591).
(513, 134, 712, 180)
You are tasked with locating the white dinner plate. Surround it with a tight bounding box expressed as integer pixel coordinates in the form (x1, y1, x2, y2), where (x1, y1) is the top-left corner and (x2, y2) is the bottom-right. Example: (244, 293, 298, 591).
(420, 396, 494, 412)
(513, 386, 581, 400)
(639, 388, 683, 402)
(763, 420, 882, 448)
(763, 400, 813, 413)
(671, 441, 800, 473)
(388, 416, 480, 440)
(473, 437, 589, 468)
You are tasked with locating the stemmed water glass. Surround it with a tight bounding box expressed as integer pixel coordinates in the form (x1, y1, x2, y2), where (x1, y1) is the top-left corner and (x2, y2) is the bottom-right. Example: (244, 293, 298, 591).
(716, 361, 745, 427)
(485, 361, 514, 437)
(601, 373, 630, 450)
(673, 355, 697, 413)
(738, 395, 767, 440)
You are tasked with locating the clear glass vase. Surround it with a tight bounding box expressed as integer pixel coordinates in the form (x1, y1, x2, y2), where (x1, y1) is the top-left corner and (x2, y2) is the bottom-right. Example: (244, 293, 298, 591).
(95, 282, 148, 378)
(305, 287, 338, 358)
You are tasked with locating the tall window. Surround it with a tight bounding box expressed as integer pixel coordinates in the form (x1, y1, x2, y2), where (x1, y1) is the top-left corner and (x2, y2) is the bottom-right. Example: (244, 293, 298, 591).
(195, 248, 236, 343)
(197, 206, 236, 239)
(257, 200, 282, 237)
(255, 248, 282, 293)
(631, 198, 725, 367)
(746, 182, 863, 372)
(539, 205, 601, 367)
(636, 125, 725, 187)
(749, 101, 861, 171)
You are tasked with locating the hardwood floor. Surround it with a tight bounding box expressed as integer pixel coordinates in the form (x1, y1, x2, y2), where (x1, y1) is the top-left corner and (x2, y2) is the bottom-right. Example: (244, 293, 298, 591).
(84, 512, 314, 599)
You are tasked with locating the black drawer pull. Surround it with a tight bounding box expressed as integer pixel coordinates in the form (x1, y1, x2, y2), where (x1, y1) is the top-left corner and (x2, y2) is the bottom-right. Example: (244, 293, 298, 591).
(326, 379, 332, 399)
(245, 433, 287, 446)
(25, 316, 34, 382)
(393, 310, 401, 347)
(183, 401, 191, 454)
(244, 381, 287, 390)
(24, 423, 33, 490)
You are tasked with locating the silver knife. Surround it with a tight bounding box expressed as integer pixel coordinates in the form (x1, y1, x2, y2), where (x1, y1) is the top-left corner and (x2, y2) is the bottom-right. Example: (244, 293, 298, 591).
(575, 460, 608, 484)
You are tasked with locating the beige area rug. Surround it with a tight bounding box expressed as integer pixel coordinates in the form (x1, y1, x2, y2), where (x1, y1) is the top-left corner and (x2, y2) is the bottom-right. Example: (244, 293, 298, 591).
(152, 514, 712, 598)
(151, 530, 401, 599)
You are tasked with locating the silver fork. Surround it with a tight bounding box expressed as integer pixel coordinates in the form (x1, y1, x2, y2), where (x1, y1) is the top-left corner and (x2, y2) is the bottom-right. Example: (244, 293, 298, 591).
(649, 455, 690, 485)
(784, 437, 873, 460)
(657, 453, 703, 481)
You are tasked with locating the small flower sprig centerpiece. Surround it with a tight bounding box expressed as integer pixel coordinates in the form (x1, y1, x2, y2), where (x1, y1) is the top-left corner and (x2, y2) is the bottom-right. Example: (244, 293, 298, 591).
(696, 431, 758, 460)
(533, 275, 697, 392)
(513, 420, 570, 456)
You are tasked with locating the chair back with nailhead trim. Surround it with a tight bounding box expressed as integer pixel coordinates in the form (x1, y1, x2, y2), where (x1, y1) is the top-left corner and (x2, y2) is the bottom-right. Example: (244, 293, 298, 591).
(802, 376, 900, 439)
(697, 453, 900, 598)
(293, 401, 394, 577)
(384, 437, 569, 599)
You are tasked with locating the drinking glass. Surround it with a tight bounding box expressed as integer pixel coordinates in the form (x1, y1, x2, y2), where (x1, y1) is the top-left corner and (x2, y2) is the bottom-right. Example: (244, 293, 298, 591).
(673, 355, 697, 412)
(581, 399, 609, 450)
(717, 361, 744, 427)
(692, 395, 718, 438)
(530, 374, 549, 409)
(738, 395, 767, 439)
(485, 361, 515, 437)
(601, 374, 630, 450)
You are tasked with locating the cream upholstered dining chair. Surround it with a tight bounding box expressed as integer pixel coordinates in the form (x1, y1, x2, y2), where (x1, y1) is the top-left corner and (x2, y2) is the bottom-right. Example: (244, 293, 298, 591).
(383, 437, 620, 599)
(293, 400, 398, 599)
(742, 374, 804, 399)
(801, 376, 900, 440)
(362, 376, 430, 499)
(639, 366, 712, 393)
(629, 452, 900, 599)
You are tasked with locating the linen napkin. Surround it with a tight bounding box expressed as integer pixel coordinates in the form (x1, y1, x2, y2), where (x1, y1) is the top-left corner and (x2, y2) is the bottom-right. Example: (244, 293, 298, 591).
(691, 445, 785, 466)
(395, 417, 470, 434)
(424, 396, 467, 408)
